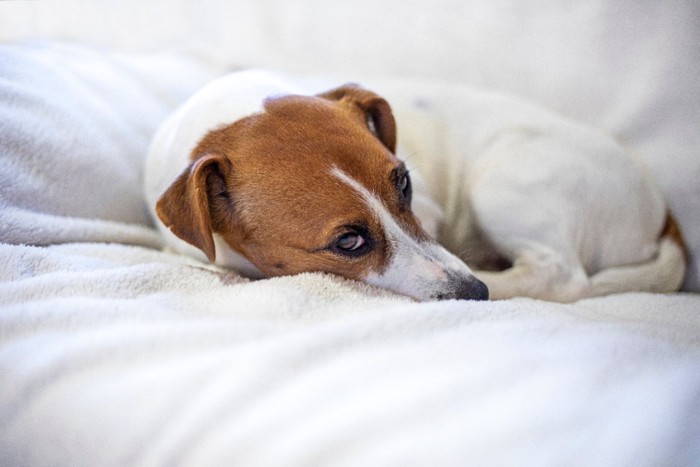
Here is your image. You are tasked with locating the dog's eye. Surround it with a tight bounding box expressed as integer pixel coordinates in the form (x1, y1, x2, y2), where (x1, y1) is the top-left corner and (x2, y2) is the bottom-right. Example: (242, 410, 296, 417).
(331, 230, 372, 258)
(398, 172, 412, 204)
(336, 232, 365, 251)
(398, 173, 409, 193)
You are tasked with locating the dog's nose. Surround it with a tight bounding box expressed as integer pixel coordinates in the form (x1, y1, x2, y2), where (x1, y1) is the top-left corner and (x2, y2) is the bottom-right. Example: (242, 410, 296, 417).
(433, 276, 489, 301)
(456, 277, 489, 301)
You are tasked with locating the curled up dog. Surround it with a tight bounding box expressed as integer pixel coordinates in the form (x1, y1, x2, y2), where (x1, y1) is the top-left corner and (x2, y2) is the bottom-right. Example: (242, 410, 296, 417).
(144, 70, 686, 302)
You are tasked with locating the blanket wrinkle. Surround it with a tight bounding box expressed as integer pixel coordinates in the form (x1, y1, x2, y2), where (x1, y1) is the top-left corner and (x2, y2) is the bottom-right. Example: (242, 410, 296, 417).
(0, 41, 216, 249)
(0, 203, 165, 248)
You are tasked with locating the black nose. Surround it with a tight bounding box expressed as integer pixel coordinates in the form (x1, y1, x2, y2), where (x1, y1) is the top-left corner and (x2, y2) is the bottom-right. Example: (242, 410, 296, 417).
(456, 277, 489, 301)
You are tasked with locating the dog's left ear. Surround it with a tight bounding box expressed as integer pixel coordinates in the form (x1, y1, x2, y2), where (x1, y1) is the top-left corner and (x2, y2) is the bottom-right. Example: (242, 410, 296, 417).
(156, 154, 231, 262)
(319, 84, 397, 153)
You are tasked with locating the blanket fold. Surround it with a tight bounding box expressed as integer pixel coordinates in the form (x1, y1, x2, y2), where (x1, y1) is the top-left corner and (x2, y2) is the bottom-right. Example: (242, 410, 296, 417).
(0, 41, 216, 248)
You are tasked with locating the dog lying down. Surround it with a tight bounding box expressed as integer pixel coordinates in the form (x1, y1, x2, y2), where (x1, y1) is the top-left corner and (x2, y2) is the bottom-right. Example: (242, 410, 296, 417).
(144, 70, 686, 302)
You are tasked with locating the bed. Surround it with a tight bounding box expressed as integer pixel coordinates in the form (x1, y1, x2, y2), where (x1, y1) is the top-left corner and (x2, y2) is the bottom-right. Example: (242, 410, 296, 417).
(1, 1, 699, 465)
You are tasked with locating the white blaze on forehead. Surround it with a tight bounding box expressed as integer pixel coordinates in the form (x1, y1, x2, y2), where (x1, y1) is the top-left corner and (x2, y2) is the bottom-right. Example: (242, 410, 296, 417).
(330, 166, 475, 300)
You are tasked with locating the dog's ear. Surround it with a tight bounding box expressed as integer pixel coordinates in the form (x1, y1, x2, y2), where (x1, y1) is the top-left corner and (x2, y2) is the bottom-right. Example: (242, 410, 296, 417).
(319, 84, 397, 153)
(156, 154, 231, 262)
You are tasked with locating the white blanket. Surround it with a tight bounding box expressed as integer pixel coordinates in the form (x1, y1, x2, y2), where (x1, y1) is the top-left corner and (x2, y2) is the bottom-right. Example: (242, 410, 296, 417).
(2, 242, 700, 466)
(1, 42, 699, 466)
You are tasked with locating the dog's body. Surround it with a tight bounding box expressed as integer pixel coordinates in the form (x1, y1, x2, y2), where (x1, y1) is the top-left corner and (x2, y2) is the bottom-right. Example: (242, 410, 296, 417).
(145, 70, 685, 302)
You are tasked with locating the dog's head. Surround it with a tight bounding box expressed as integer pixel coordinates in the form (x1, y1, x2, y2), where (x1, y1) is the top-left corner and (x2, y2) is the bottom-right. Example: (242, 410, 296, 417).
(156, 84, 488, 301)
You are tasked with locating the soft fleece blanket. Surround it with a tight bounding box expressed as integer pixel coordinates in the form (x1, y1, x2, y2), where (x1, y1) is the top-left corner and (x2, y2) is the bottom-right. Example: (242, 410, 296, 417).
(3, 243, 700, 466)
(1, 43, 700, 466)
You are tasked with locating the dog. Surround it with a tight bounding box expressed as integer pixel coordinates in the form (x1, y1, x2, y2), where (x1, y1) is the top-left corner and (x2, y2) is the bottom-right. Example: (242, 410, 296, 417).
(144, 70, 686, 302)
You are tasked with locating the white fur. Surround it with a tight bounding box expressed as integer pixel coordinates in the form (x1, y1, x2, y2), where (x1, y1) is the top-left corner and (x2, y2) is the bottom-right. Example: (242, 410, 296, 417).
(464, 126, 673, 301)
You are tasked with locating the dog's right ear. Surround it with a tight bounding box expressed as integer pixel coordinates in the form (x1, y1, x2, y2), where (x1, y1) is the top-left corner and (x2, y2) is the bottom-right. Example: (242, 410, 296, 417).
(156, 154, 231, 263)
(319, 84, 397, 154)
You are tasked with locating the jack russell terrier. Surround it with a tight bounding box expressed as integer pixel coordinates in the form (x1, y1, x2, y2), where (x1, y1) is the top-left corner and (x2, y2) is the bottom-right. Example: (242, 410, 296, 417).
(145, 70, 686, 302)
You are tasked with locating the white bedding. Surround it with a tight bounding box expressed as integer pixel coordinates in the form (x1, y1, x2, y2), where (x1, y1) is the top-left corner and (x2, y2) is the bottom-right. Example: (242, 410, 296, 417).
(2, 241, 700, 466)
(2, 2, 700, 465)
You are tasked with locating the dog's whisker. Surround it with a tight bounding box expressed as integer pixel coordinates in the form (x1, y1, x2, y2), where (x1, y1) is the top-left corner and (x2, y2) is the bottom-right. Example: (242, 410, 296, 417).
(401, 151, 421, 171)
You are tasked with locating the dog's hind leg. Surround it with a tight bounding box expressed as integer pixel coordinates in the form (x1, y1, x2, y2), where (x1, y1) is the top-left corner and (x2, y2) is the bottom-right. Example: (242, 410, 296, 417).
(588, 236, 686, 296)
(474, 245, 590, 302)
